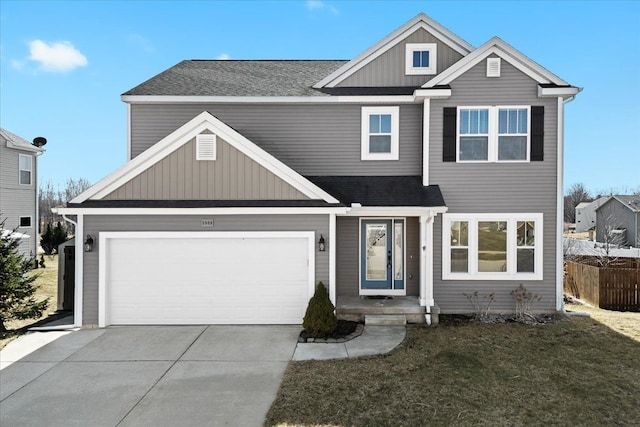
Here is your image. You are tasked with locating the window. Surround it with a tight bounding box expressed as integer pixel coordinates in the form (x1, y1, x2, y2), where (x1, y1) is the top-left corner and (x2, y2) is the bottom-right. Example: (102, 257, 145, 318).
(457, 106, 530, 162)
(19, 216, 32, 227)
(405, 43, 437, 75)
(361, 106, 399, 160)
(19, 154, 32, 185)
(442, 213, 543, 280)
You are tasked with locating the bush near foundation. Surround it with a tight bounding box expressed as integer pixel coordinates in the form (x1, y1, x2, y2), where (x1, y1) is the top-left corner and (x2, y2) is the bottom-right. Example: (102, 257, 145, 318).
(303, 282, 337, 338)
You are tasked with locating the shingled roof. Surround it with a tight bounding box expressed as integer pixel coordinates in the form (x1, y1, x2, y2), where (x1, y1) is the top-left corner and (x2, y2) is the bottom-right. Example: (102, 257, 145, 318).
(123, 60, 349, 97)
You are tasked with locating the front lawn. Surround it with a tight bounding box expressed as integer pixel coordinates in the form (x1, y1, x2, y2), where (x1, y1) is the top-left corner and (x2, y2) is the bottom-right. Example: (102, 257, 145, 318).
(266, 312, 640, 426)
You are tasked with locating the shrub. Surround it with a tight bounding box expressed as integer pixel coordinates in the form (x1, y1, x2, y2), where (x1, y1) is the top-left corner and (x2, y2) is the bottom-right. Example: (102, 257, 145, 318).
(302, 282, 337, 338)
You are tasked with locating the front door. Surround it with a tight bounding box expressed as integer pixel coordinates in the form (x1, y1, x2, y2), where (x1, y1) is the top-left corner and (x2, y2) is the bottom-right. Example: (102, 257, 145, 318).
(360, 219, 405, 295)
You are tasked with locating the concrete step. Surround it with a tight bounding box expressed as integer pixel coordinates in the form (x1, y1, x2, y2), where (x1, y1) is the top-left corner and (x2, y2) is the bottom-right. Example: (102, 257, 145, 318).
(365, 314, 407, 326)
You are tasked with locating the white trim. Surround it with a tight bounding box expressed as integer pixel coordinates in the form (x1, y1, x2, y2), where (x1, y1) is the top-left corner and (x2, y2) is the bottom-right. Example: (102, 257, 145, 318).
(54, 206, 347, 216)
(329, 213, 337, 307)
(314, 14, 473, 88)
(98, 231, 316, 328)
(422, 98, 430, 186)
(18, 216, 32, 228)
(71, 112, 339, 204)
(2, 130, 43, 153)
(405, 43, 437, 75)
(361, 106, 399, 161)
(344, 206, 447, 216)
(422, 37, 569, 88)
(121, 95, 417, 104)
(538, 86, 581, 98)
(75, 215, 84, 327)
(18, 154, 33, 186)
(413, 88, 452, 99)
(419, 215, 427, 306)
(556, 96, 564, 311)
(425, 215, 434, 307)
(126, 103, 131, 160)
(442, 213, 544, 281)
(457, 105, 531, 163)
(358, 217, 407, 297)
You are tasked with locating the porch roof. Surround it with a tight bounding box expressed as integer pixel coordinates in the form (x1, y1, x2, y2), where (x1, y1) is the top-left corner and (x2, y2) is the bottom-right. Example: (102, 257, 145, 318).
(308, 176, 446, 207)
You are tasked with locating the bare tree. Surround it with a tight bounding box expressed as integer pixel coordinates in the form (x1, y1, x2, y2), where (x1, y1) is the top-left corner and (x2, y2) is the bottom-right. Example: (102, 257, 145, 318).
(595, 203, 625, 267)
(564, 182, 592, 223)
(38, 178, 91, 236)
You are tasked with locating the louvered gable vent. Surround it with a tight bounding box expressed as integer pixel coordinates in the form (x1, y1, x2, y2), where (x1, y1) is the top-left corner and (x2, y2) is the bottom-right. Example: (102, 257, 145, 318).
(486, 57, 501, 78)
(196, 134, 216, 161)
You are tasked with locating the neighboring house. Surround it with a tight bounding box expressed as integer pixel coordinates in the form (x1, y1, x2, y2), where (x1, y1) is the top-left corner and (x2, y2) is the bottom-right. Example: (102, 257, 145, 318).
(0, 128, 46, 258)
(575, 197, 607, 233)
(55, 13, 580, 328)
(595, 195, 640, 248)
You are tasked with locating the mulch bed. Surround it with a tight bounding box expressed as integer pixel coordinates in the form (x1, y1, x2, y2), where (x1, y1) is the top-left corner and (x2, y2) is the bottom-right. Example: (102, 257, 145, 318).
(298, 320, 362, 343)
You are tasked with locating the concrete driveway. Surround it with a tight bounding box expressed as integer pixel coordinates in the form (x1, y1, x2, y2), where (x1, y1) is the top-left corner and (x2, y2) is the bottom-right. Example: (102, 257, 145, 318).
(0, 325, 299, 427)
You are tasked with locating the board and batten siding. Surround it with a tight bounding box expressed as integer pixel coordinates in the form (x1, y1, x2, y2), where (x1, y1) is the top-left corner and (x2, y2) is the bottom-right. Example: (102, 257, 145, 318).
(81, 214, 329, 325)
(129, 104, 423, 176)
(0, 142, 38, 257)
(337, 28, 464, 87)
(104, 136, 307, 200)
(336, 216, 420, 297)
(429, 58, 559, 313)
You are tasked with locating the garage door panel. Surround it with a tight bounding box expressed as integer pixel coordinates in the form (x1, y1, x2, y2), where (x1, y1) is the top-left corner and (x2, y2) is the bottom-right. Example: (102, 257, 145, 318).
(105, 234, 313, 325)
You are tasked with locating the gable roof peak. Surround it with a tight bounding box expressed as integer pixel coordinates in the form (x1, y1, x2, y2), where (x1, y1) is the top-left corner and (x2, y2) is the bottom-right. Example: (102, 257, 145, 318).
(314, 12, 474, 89)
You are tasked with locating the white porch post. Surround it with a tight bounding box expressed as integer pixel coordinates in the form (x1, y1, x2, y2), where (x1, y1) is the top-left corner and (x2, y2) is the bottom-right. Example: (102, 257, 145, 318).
(74, 214, 84, 327)
(420, 213, 435, 323)
(329, 213, 337, 306)
(419, 214, 428, 307)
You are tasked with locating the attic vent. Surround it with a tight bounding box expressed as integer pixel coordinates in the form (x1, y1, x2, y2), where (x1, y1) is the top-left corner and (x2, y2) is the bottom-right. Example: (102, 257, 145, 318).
(487, 57, 501, 78)
(196, 134, 216, 161)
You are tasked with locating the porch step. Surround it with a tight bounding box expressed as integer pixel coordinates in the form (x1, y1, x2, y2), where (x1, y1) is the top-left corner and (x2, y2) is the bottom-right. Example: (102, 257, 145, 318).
(365, 314, 407, 326)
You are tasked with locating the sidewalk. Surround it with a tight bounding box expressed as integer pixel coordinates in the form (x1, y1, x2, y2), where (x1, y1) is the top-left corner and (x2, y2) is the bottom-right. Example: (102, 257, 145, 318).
(292, 325, 406, 361)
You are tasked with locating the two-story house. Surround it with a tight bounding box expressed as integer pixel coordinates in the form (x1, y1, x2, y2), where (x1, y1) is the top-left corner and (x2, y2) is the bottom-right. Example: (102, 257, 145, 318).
(1, 128, 46, 258)
(55, 13, 580, 328)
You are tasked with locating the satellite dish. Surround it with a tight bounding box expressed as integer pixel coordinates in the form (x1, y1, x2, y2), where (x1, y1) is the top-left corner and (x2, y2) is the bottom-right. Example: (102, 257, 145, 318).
(32, 137, 47, 147)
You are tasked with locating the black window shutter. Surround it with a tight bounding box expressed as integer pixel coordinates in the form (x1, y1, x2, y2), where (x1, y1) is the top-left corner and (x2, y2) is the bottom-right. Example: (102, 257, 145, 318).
(531, 106, 544, 161)
(443, 107, 457, 162)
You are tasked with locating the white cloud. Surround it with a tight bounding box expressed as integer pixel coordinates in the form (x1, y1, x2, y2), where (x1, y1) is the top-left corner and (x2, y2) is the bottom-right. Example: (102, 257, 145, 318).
(306, 0, 339, 14)
(216, 53, 230, 60)
(10, 59, 24, 70)
(28, 40, 87, 72)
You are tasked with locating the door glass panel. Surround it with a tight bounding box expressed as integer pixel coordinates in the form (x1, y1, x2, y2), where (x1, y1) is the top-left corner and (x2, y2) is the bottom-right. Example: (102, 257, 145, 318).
(366, 224, 387, 280)
(394, 222, 403, 280)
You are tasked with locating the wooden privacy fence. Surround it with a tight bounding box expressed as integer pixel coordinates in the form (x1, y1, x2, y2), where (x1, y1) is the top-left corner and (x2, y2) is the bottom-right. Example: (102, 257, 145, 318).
(564, 257, 640, 312)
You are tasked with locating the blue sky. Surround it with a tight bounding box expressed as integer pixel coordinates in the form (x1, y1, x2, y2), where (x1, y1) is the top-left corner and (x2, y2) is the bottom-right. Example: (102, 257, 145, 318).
(1, 0, 638, 196)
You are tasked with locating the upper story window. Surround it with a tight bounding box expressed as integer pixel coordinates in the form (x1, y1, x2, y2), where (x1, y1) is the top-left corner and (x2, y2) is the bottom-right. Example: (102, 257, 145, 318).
(457, 106, 530, 162)
(405, 43, 437, 75)
(19, 154, 33, 185)
(442, 213, 543, 281)
(361, 106, 399, 161)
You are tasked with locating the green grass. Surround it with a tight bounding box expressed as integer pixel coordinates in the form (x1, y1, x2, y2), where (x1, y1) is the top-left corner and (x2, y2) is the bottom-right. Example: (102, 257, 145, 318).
(266, 315, 640, 426)
(0, 255, 59, 350)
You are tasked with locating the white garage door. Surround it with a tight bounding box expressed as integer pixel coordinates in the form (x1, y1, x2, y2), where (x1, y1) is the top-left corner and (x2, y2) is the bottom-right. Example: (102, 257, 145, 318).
(100, 232, 314, 326)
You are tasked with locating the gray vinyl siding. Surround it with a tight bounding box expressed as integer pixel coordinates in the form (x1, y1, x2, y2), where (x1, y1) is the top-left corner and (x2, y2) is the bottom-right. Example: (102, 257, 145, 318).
(338, 28, 464, 87)
(429, 59, 559, 313)
(596, 199, 639, 247)
(104, 137, 307, 200)
(82, 214, 329, 325)
(129, 104, 422, 176)
(336, 216, 420, 297)
(0, 141, 38, 257)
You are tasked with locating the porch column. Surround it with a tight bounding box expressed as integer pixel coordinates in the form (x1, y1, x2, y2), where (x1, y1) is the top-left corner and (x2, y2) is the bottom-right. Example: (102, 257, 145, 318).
(419, 213, 435, 308)
(329, 213, 337, 306)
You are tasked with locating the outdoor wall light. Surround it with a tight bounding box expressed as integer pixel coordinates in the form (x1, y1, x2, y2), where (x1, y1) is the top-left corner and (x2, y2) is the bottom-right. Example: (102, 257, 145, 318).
(84, 234, 94, 252)
(318, 234, 326, 252)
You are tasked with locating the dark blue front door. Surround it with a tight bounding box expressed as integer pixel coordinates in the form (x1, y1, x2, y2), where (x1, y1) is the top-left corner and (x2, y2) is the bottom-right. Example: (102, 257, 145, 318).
(360, 219, 404, 292)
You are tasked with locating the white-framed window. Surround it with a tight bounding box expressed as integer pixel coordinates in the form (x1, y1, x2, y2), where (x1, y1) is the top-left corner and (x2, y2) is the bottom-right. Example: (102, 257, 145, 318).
(458, 106, 530, 162)
(405, 43, 437, 75)
(442, 213, 543, 280)
(361, 106, 399, 160)
(19, 154, 33, 185)
(19, 216, 32, 227)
